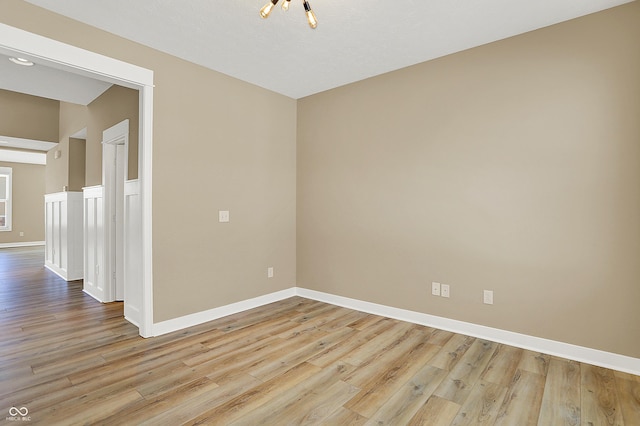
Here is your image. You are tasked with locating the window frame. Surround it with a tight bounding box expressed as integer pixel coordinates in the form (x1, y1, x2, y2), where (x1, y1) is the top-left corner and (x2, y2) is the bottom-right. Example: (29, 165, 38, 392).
(0, 167, 12, 232)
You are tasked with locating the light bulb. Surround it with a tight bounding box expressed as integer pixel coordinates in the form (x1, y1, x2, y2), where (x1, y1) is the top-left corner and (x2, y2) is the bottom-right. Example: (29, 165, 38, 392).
(306, 9, 318, 29)
(303, 1, 318, 29)
(282, 0, 291, 11)
(260, 0, 278, 18)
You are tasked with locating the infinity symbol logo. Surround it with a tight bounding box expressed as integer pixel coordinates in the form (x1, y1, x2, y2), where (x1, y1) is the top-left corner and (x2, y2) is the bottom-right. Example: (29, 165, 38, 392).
(8, 407, 28, 416)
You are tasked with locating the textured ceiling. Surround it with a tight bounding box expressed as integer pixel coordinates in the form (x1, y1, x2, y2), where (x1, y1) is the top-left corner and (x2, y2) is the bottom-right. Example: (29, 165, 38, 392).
(21, 0, 636, 99)
(0, 53, 112, 106)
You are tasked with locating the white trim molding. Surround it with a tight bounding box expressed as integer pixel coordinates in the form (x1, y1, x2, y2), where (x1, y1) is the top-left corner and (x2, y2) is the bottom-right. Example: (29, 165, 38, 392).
(0, 149, 46, 165)
(295, 287, 640, 376)
(152, 288, 297, 336)
(0, 241, 45, 248)
(151, 286, 640, 375)
(0, 135, 56, 152)
(0, 23, 153, 89)
(0, 23, 155, 338)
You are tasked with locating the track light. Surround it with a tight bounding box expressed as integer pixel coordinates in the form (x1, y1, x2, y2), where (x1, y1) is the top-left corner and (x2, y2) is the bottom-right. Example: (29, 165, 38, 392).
(259, 0, 317, 29)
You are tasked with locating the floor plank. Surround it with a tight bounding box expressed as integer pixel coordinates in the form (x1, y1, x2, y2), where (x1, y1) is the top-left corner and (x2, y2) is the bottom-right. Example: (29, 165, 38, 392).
(451, 380, 508, 426)
(537, 359, 581, 426)
(581, 364, 625, 426)
(434, 339, 497, 405)
(408, 395, 461, 426)
(494, 369, 546, 426)
(1, 246, 639, 425)
(616, 376, 640, 425)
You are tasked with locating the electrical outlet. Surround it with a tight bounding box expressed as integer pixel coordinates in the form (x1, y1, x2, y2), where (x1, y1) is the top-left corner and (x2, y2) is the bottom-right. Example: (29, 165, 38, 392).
(483, 290, 494, 305)
(218, 210, 230, 223)
(267, 267, 274, 278)
(431, 282, 441, 296)
(441, 284, 450, 298)
(19, 231, 24, 237)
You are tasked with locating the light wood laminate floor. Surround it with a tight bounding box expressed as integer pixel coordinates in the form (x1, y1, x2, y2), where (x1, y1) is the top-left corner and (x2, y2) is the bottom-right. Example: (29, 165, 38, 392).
(1, 247, 639, 425)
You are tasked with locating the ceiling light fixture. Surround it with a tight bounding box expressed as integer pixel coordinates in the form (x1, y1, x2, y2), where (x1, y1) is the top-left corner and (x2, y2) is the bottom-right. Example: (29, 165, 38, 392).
(9, 57, 35, 67)
(260, 0, 317, 29)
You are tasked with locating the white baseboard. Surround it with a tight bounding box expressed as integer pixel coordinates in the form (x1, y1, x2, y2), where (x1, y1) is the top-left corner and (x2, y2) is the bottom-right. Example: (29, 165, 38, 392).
(0, 241, 45, 248)
(44, 261, 82, 282)
(147, 286, 640, 375)
(83, 289, 103, 303)
(124, 315, 140, 328)
(295, 287, 640, 376)
(152, 288, 297, 336)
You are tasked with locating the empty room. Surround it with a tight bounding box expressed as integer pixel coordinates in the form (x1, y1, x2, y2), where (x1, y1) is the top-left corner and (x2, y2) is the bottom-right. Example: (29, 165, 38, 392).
(0, 0, 639, 424)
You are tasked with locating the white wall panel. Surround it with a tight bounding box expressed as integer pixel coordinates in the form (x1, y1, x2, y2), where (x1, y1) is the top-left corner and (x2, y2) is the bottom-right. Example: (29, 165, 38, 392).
(124, 180, 142, 326)
(44, 192, 83, 281)
(83, 186, 105, 301)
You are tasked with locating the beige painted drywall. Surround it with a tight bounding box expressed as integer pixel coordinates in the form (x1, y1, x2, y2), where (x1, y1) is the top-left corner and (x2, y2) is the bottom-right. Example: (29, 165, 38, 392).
(47, 101, 88, 194)
(0, 161, 45, 244)
(51, 86, 136, 193)
(298, 2, 640, 358)
(0, 0, 297, 322)
(85, 85, 139, 186)
(0, 89, 59, 142)
(68, 138, 86, 191)
(3, 0, 636, 360)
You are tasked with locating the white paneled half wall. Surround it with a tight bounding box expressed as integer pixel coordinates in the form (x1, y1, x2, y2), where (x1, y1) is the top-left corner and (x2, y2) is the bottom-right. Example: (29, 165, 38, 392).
(123, 179, 142, 327)
(83, 185, 105, 302)
(44, 192, 83, 281)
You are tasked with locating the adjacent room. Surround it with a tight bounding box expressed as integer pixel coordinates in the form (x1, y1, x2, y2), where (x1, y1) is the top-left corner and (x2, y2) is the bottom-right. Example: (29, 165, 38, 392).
(0, 0, 638, 424)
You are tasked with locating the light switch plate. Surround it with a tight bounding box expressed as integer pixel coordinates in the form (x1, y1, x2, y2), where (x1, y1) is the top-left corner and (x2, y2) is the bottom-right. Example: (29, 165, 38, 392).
(219, 210, 230, 223)
(431, 282, 441, 296)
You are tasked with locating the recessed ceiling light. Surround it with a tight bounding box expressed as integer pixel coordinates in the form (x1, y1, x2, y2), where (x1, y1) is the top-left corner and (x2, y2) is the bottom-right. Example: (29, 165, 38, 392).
(9, 57, 34, 67)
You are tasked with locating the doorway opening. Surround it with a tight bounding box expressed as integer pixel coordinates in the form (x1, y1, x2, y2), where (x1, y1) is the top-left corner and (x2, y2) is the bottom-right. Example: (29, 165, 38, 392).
(0, 23, 155, 337)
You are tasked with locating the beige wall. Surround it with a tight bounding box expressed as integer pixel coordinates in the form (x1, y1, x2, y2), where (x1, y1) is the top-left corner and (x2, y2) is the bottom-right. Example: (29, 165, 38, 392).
(0, 0, 297, 322)
(86, 85, 139, 185)
(0, 161, 45, 244)
(298, 2, 640, 358)
(68, 138, 86, 191)
(0, 89, 59, 141)
(47, 102, 88, 193)
(2, 0, 636, 359)
(0, 91, 54, 243)
(49, 85, 137, 192)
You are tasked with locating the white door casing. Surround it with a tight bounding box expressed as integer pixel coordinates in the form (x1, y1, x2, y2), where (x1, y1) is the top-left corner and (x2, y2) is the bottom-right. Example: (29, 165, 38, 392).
(0, 23, 155, 337)
(102, 119, 128, 302)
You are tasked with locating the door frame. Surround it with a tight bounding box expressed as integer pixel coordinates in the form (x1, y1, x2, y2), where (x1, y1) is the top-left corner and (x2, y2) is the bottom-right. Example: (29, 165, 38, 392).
(102, 119, 128, 302)
(0, 23, 155, 337)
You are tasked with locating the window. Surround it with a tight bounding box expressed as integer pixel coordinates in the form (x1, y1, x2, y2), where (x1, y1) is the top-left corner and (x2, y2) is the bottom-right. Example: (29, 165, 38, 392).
(0, 167, 12, 231)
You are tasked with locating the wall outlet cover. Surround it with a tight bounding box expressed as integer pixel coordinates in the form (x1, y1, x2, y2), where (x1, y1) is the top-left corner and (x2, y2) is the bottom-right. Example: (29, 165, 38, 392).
(441, 284, 450, 298)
